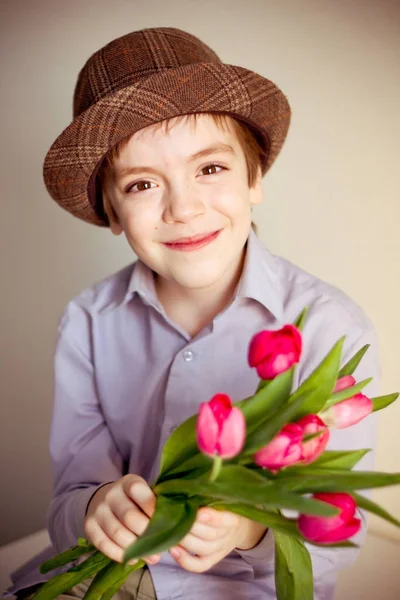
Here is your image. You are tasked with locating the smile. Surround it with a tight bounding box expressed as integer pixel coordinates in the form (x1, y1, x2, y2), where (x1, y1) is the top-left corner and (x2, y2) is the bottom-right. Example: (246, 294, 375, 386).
(162, 230, 221, 251)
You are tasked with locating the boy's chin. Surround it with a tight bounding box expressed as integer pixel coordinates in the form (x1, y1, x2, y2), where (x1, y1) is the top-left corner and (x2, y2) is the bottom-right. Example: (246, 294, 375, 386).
(164, 268, 228, 291)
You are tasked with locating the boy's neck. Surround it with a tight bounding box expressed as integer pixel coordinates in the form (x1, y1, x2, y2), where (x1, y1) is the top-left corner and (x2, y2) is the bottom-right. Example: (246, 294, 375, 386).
(155, 249, 246, 339)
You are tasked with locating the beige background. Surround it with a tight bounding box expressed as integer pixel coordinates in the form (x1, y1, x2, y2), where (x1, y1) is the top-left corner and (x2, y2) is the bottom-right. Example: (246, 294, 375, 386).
(1, 0, 399, 561)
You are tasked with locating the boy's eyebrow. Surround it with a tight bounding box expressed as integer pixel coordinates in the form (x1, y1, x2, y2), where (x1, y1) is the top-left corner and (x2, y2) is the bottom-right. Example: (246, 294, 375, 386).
(115, 143, 236, 179)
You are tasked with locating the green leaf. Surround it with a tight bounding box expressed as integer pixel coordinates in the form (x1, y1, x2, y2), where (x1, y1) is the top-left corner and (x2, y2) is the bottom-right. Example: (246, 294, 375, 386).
(40, 544, 96, 574)
(211, 503, 300, 537)
(156, 414, 198, 480)
(123, 496, 199, 563)
(273, 468, 400, 493)
(32, 553, 110, 600)
(274, 531, 314, 600)
(293, 307, 309, 331)
(288, 337, 345, 420)
(82, 560, 144, 600)
(242, 390, 312, 454)
(352, 492, 400, 528)
(98, 564, 144, 600)
(237, 368, 294, 433)
(302, 431, 326, 443)
(155, 465, 339, 517)
(309, 449, 371, 470)
(157, 452, 212, 483)
(371, 393, 399, 412)
(339, 344, 370, 377)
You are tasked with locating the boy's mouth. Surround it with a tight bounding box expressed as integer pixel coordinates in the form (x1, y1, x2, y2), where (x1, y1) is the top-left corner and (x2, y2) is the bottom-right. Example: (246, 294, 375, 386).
(162, 230, 221, 251)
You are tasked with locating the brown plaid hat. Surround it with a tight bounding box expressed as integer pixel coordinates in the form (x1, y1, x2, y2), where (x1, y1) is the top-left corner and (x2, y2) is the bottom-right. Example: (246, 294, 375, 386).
(43, 27, 291, 227)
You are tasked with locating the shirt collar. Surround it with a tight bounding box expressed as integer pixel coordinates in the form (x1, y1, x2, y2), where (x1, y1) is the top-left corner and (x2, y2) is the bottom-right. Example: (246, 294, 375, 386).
(100, 229, 283, 322)
(235, 228, 283, 322)
(98, 258, 159, 315)
(123, 258, 159, 308)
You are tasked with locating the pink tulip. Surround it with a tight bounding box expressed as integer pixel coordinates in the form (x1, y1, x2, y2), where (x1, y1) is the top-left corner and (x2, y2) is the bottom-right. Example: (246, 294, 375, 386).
(196, 394, 246, 459)
(322, 394, 373, 429)
(297, 414, 330, 465)
(254, 423, 303, 472)
(298, 492, 362, 544)
(322, 375, 373, 429)
(334, 375, 356, 393)
(248, 325, 302, 380)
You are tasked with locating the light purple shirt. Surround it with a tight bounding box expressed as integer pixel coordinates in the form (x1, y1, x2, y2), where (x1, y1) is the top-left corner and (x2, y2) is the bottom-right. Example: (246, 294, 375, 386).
(6, 230, 380, 600)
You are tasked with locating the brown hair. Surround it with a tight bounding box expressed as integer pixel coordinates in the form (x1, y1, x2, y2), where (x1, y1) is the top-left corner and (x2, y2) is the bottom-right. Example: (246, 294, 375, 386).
(98, 113, 265, 227)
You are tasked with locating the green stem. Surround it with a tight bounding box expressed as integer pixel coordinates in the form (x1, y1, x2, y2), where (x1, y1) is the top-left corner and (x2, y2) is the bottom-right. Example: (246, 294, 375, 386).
(209, 455, 223, 482)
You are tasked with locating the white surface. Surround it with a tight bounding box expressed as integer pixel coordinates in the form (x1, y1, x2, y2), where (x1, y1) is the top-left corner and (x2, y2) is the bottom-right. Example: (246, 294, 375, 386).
(0, 529, 50, 595)
(1, 529, 399, 599)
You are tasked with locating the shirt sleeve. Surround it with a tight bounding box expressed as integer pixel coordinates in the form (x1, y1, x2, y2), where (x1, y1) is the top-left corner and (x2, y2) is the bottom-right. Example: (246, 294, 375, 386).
(46, 300, 124, 552)
(235, 319, 381, 595)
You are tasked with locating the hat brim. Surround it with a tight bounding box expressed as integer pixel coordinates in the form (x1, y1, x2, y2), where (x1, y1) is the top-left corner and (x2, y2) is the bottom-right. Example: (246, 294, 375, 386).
(43, 62, 291, 226)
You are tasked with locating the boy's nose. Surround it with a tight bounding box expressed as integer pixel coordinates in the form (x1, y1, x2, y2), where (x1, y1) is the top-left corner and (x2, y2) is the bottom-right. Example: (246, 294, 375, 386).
(162, 185, 205, 224)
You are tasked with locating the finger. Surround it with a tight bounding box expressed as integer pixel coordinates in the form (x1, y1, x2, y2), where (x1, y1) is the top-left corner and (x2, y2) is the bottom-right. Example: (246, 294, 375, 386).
(84, 517, 135, 564)
(169, 546, 222, 574)
(176, 531, 224, 558)
(125, 480, 157, 519)
(108, 496, 151, 537)
(88, 506, 161, 566)
(188, 521, 220, 542)
(96, 504, 138, 548)
(196, 507, 239, 530)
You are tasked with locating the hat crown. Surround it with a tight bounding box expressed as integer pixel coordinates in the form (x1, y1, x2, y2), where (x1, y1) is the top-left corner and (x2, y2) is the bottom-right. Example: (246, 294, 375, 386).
(73, 27, 221, 117)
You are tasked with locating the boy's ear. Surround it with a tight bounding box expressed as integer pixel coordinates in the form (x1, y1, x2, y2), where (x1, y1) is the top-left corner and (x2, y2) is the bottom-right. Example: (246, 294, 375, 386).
(110, 219, 123, 236)
(103, 189, 123, 235)
(249, 166, 263, 206)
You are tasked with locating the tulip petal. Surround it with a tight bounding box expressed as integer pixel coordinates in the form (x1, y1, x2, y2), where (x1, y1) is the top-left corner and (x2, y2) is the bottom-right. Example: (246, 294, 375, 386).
(332, 394, 373, 429)
(297, 415, 330, 465)
(196, 402, 219, 455)
(298, 493, 360, 543)
(248, 325, 302, 380)
(311, 517, 362, 543)
(334, 375, 356, 393)
(248, 331, 271, 367)
(314, 492, 357, 521)
(218, 407, 246, 458)
(254, 423, 303, 469)
(209, 394, 232, 429)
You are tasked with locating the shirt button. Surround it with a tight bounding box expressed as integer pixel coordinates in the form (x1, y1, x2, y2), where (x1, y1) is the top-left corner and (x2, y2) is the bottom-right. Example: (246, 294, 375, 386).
(183, 350, 194, 362)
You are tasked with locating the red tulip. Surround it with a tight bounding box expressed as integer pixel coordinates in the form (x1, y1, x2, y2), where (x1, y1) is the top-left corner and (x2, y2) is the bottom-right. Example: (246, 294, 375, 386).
(254, 423, 303, 472)
(297, 414, 330, 465)
(321, 375, 373, 428)
(298, 492, 361, 544)
(248, 325, 302, 380)
(196, 394, 246, 459)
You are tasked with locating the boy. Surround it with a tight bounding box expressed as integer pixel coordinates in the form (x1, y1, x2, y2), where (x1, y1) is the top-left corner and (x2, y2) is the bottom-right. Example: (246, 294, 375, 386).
(7, 27, 380, 600)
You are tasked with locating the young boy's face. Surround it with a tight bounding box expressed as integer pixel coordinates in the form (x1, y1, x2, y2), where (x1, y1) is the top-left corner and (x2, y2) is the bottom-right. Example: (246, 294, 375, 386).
(103, 114, 263, 292)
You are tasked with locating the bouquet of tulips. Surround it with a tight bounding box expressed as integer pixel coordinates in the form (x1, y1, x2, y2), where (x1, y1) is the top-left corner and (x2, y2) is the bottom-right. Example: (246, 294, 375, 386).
(33, 308, 400, 600)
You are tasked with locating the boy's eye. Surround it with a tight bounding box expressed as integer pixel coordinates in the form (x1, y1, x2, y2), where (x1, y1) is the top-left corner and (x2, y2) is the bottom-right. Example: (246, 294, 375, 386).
(200, 164, 225, 176)
(126, 164, 225, 193)
(127, 181, 157, 194)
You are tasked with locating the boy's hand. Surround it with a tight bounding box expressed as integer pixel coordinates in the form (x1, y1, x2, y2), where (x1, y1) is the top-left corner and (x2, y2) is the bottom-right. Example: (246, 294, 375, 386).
(168, 507, 267, 573)
(84, 474, 161, 566)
